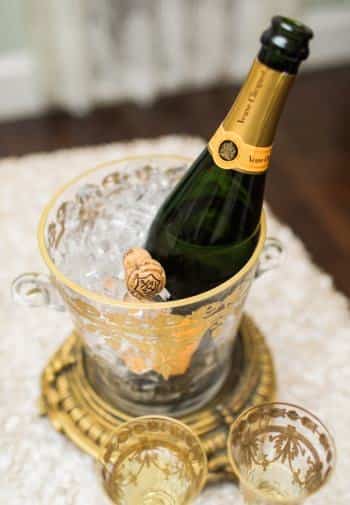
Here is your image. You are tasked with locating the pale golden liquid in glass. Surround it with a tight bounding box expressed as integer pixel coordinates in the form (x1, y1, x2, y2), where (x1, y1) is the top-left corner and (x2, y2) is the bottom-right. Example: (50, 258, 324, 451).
(111, 446, 193, 505)
(246, 463, 304, 503)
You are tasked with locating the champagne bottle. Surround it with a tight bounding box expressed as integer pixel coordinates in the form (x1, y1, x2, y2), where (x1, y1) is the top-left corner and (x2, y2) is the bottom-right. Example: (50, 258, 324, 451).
(145, 16, 313, 299)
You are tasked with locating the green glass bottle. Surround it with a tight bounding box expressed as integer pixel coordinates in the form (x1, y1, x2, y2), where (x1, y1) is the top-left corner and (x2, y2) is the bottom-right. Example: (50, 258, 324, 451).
(145, 16, 313, 299)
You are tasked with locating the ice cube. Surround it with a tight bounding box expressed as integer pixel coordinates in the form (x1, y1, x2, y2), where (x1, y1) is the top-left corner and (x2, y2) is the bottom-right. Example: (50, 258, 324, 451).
(54, 162, 187, 300)
(76, 184, 102, 204)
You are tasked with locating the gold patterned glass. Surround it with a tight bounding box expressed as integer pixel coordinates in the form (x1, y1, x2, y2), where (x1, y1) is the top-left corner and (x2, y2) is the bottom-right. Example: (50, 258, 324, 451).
(227, 402, 336, 505)
(12, 155, 282, 416)
(100, 416, 207, 505)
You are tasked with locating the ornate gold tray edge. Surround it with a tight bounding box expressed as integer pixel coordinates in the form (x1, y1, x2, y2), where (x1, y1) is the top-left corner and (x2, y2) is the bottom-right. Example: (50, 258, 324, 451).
(39, 314, 276, 483)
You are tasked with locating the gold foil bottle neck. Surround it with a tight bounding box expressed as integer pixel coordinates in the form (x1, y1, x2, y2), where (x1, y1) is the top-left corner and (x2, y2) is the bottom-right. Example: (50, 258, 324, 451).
(208, 58, 294, 173)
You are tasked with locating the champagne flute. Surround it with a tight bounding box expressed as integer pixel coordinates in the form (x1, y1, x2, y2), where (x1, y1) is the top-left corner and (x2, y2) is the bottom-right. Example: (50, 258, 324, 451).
(100, 415, 207, 505)
(227, 402, 336, 505)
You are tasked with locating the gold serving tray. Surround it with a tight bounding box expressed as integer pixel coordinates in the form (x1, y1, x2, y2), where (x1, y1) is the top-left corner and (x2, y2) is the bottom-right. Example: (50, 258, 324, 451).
(39, 314, 275, 483)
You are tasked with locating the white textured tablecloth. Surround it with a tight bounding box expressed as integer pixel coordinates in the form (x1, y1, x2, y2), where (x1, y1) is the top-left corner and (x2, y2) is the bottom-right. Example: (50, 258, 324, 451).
(0, 136, 349, 504)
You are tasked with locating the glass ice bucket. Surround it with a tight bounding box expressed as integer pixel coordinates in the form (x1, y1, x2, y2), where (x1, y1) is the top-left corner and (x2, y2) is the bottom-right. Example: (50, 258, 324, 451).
(12, 155, 281, 416)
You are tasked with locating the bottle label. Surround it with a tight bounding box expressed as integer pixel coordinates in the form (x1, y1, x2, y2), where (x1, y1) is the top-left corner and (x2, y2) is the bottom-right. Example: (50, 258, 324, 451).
(208, 59, 294, 173)
(208, 123, 272, 173)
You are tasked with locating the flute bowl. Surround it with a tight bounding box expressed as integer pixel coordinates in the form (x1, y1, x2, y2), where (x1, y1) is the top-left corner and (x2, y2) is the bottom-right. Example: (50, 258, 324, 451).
(227, 402, 336, 505)
(101, 416, 207, 505)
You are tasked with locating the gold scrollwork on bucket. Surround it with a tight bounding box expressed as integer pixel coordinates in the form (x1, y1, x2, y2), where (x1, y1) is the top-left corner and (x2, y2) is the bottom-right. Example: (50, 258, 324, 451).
(59, 275, 251, 379)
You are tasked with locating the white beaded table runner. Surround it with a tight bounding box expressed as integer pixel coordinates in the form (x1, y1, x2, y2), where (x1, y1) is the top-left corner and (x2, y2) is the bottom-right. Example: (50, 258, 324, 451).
(0, 136, 348, 504)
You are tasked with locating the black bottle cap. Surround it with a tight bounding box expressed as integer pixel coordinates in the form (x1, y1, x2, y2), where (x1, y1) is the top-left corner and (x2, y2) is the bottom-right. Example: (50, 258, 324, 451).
(259, 16, 314, 73)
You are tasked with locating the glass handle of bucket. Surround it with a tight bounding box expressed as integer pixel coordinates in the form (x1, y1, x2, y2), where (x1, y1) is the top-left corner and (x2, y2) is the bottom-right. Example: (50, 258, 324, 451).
(255, 237, 284, 278)
(11, 272, 66, 311)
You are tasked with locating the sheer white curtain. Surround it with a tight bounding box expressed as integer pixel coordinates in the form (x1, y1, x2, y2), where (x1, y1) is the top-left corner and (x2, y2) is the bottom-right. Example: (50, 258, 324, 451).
(25, 0, 308, 113)
(4, 0, 350, 117)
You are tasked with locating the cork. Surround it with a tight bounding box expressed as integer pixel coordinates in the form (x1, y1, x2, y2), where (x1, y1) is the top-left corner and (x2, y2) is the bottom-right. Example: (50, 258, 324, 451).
(123, 248, 166, 300)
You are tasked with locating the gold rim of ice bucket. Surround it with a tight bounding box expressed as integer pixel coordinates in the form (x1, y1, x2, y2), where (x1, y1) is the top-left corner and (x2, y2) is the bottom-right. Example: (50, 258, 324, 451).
(38, 154, 266, 309)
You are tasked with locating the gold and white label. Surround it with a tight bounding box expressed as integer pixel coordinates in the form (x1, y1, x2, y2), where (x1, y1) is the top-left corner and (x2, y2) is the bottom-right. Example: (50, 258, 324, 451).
(208, 59, 294, 174)
(208, 123, 272, 174)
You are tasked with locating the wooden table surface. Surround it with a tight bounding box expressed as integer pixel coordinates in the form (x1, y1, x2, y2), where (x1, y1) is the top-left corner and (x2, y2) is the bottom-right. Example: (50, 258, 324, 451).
(1, 65, 349, 295)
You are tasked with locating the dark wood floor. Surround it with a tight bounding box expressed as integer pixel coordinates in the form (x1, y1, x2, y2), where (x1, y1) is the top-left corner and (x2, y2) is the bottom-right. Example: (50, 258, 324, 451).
(2, 65, 350, 295)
